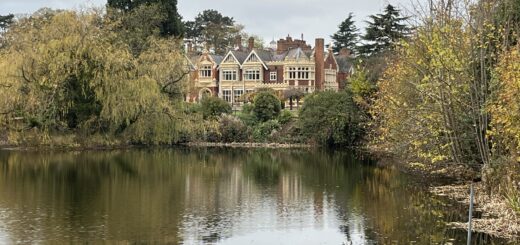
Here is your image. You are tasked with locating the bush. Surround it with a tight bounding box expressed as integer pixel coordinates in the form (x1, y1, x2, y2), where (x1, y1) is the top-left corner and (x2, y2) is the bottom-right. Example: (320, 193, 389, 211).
(299, 91, 363, 146)
(253, 92, 281, 122)
(252, 120, 281, 142)
(200, 97, 232, 120)
(218, 115, 249, 143)
(278, 110, 294, 125)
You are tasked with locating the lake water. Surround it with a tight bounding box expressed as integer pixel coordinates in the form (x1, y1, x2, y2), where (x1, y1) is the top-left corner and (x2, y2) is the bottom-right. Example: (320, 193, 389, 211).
(0, 148, 512, 244)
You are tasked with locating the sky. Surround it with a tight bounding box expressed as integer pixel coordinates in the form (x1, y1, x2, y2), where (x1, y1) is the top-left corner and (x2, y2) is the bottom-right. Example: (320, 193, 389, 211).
(0, 0, 416, 45)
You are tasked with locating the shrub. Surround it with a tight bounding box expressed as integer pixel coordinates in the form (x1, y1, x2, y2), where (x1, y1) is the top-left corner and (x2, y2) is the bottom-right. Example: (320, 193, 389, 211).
(299, 91, 363, 146)
(253, 92, 281, 122)
(218, 115, 249, 143)
(200, 97, 232, 120)
(252, 120, 281, 142)
(278, 110, 294, 125)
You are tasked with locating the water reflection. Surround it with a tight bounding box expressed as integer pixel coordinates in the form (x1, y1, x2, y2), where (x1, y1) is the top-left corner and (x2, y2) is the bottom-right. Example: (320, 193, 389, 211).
(0, 148, 513, 244)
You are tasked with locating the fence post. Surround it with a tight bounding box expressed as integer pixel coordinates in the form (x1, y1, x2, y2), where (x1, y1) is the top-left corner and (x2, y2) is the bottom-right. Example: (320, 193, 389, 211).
(467, 183, 474, 245)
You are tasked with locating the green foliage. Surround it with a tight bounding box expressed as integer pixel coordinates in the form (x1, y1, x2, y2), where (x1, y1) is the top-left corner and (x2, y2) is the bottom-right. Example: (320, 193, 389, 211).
(299, 91, 362, 146)
(184, 9, 241, 54)
(359, 4, 409, 57)
(107, 0, 184, 37)
(252, 120, 281, 142)
(218, 115, 249, 143)
(253, 92, 281, 122)
(349, 68, 375, 101)
(278, 110, 294, 125)
(0, 14, 14, 31)
(331, 13, 359, 54)
(200, 97, 231, 120)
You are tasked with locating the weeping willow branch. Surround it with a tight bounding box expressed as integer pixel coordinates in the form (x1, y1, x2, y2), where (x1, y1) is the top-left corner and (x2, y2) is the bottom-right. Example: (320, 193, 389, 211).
(161, 69, 190, 94)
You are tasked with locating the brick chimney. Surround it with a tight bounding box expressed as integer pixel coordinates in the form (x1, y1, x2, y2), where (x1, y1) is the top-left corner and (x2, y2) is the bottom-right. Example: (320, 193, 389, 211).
(314, 38, 325, 91)
(235, 35, 243, 50)
(187, 41, 193, 54)
(248, 37, 255, 51)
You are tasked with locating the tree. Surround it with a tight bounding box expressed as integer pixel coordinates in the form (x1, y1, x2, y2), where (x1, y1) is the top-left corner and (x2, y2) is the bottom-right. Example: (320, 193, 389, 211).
(184, 10, 241, 54)
(0, 10, 190, 145)
(0, 14, 14, 32)
(107, 0, 184, 38)
(359, 4, 409, 57)
(253, 92, 281, 122)
(200, 97, 231, 120)
(299, 91, 362, 146)
(331, 13, 359, 54)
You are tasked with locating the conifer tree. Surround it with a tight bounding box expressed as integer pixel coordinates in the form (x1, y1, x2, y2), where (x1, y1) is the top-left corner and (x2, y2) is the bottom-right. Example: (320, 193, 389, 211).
(359, 4, 409, 57)
(331, 13, 359, 55)
(107, 0, 184, 37)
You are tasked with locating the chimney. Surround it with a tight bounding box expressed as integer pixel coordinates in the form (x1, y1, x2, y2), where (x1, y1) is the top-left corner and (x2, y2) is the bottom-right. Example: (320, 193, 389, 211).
(314, 38, 325, 91)
(235, 35, 243, 50)
(248, 37, 255, 51)
(187, 41, 193, 53)
(301, 33, 304, 41)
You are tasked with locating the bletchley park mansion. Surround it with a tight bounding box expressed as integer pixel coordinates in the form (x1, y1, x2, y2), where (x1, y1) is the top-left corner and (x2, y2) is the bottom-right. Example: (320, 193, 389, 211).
(184, 35, 354, 108)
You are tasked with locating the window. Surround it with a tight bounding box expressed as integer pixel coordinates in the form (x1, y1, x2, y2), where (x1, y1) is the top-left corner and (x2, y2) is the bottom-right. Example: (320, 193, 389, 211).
(244, 69, 261, 81)
(199, 65, 212, 78)
(270, 72, 277, 81)
(222, 70, 237, 81)
(246, 89, 254, 94)
(222, 90, 232, 102)
(288, 67, 310, 80)
(325, 69, 337, 90)
(233, 89, 244, 103)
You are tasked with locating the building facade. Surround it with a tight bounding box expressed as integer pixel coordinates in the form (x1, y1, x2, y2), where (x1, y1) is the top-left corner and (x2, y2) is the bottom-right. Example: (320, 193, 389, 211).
(187, 35, 353, 106)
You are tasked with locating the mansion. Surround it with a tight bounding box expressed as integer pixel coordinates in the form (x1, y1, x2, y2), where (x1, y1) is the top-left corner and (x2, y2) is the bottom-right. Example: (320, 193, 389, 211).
(185, 35, 353, 105)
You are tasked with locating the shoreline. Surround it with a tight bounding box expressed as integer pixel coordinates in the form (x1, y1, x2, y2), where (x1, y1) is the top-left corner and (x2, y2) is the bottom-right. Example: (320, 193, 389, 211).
(432, 183, 520, 240)
(181, 142, 312, 149)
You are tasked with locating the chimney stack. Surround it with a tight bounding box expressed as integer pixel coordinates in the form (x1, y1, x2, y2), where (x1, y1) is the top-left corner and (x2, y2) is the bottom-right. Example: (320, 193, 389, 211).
(235, 35, 243, 50)
(248, 37, 255, 51)
(187, 41, 193, 53)
(314, 38, 325, 91)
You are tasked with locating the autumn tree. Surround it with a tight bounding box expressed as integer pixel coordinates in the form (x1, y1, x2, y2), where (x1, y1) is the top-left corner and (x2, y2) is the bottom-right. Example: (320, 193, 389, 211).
(0, 9, 191, 145)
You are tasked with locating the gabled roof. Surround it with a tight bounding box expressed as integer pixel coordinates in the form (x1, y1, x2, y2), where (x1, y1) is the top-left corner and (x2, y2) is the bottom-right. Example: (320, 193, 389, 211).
(243, 49, 272, 69)
(285, 47, 310, 61)
(210, 54, 223, 65)
(231, 51, 249, 64)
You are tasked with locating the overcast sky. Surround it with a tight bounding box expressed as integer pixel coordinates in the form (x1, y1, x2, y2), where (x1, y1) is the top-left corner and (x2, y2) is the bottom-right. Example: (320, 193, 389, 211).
(0, 0, 416, 44)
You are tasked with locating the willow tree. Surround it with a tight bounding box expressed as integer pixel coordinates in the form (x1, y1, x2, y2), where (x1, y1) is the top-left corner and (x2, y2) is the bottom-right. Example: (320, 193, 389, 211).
(0, 9, 191, 145)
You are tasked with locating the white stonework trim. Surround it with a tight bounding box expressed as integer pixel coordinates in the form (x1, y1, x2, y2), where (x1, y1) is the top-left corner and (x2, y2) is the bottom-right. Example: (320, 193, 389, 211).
(243, 50, 268, 70)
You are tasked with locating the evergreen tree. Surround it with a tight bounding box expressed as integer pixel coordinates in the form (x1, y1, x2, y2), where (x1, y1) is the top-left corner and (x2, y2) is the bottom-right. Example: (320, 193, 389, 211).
(0, 14, 14, 32)
(331, 13, 359, 54)
(184, 10, 240, 54)
(359, 4, 409, 57)
(107, 0, 184, 37)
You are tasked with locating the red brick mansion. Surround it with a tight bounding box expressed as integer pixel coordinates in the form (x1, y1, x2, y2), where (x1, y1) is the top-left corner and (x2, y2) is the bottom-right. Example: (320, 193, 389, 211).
(185, 35, 353, 105)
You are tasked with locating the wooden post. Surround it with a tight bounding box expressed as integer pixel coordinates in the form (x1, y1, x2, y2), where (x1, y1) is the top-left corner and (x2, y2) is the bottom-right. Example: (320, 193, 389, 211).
(467, 183, 474, 245)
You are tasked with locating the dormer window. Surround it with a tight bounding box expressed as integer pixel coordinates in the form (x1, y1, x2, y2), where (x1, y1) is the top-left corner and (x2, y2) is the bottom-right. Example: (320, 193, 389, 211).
(199, 65, 212, 78)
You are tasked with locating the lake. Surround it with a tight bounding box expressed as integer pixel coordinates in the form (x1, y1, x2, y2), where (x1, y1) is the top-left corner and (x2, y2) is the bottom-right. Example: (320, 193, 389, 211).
(0, 148, 511, 244)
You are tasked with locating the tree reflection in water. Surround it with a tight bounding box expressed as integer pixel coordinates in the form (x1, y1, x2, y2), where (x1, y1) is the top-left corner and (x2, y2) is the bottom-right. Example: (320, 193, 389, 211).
(0, 148, 513, 244)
